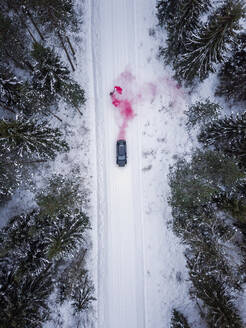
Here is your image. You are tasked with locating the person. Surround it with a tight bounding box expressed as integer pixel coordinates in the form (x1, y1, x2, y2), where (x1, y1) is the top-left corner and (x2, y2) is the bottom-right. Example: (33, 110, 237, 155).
(110, 86, 123, 97)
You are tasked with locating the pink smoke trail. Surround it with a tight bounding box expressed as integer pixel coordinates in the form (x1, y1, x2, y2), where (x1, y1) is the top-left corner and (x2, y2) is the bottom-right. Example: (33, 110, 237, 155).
(110, 68, 187, 140)
(110, 86, 135, 140)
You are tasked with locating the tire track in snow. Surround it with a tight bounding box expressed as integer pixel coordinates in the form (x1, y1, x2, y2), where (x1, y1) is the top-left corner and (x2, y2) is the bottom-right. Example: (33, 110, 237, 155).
(131, 1, 148, 326)
(89, 0, 109, 326)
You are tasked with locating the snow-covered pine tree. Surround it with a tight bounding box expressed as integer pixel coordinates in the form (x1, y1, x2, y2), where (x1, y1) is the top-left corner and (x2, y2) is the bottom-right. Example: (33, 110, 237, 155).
(185, 98, 221, 129)
(31, 42, 70, 95)
(0, 267, 52, 328)
(0, 210, 53, 328)
(170, 309, 191, 328)
(0, 117, 69, 161)
(156, 0, 211, 31)
(0, 204, 91, 325)
(0, 210, 52, 272)
(57, 249, 87, 303)
(174, 0, 211, 43)
(61, 80, 86, 109)
(57, 249, 95, 312)
(0, 65, 23, 113)
(175, 0, 245, 84)
(23, 0, 79, 33)
(0, 12, 32, 71)
(71, 273, 95, 314)
(216, 33, 246, 104)
(156, 0, 180, 28)
(17, 81, 56, 116)
(198, 112, 246, 167)
(169, 149, 244, 325)
(0, 67, 53, 117)
(176, 0, 211, 37)
(159, 0, 211, 65)
(213, 185, 246, 223)
(0, 160, 22, 205)
(45, 210, 89, 260)
(169, 149, 245, 239)
(187, 252, 243, 328)
(36, 173, 88, 217)
(32, 43, 86, 110)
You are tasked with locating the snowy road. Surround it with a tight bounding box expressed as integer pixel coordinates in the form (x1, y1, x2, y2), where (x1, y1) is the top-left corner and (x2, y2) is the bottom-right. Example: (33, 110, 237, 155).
(89, 0, 199, 327)
(91, 1, 146, 328)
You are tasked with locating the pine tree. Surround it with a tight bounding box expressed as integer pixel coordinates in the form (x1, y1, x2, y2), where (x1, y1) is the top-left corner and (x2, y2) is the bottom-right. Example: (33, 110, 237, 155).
(159, 0, 211, 65)
(213, 185, 246, 223)
(71, 273, 95, 314)
(45, 210, 89, 260)
(198, 112, 246, 167)
(0, 210, 53, 327)
(0, 267, 52, 328)
(57, 248, 95, 313)
(187, 253, 243, 328)
(169, 149, 245, 237)
(0, 161, 21, 205)
(185, 98, 221, 129)
(169, 150, 244, 326)
(61, 80, 86, 109)
(36, 174, 88, 217)
(175, 0, 245, 83)
(170, 309, 191, 328)
(57, 249, 87, 303)
(31, 42, 70, 95)
(32, 43, 86, 110)
(0, 67, 54, 117)
(0, 65, 23, 113)
(17, 82, 57, 116)
(0, 12, 31, 71)
(216, 33, 246, 104)
(176, 0, 211, 37)
(0, 117, 69, 161)
(156, 0, 180, 28)
(57, 250, 95, 313)
(23, 0, 79, 33)
(173, 0, 211, 51)
(0, 210, 51, 273)
(0, 206, 91, 325)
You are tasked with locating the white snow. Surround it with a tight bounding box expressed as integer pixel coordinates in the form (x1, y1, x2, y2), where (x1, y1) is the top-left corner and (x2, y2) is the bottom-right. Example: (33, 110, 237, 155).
(88, 0, 202, 327)
(1, 0, 245, 326)
(3, 0, 244, 327)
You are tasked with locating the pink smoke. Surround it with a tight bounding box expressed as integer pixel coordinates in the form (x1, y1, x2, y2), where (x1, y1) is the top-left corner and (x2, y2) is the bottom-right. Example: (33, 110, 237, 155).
(110, 69, 187, 140)
(110, 86, 135, 139)
(160, 76, 186, 100)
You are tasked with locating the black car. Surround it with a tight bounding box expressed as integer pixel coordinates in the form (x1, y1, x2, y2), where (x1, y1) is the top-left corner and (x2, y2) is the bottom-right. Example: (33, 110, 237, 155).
(116, 139, 127, 167)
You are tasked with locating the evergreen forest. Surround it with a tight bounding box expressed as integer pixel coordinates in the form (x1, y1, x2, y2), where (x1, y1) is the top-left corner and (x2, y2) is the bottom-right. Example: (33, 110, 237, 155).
(0, 1, 94, 327)
(1, 0, 246, 326)
(157, 0, 246, 326)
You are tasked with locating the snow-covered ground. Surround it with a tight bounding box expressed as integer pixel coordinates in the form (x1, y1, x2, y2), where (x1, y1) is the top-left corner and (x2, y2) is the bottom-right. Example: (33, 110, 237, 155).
(88, 0, 202, 327)
(2, 1, 244, 327)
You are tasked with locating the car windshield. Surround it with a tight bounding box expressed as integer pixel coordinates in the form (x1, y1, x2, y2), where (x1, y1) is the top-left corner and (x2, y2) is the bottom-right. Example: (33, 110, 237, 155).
(119, 144, 125, 155)
(118, 155, 125, 160)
